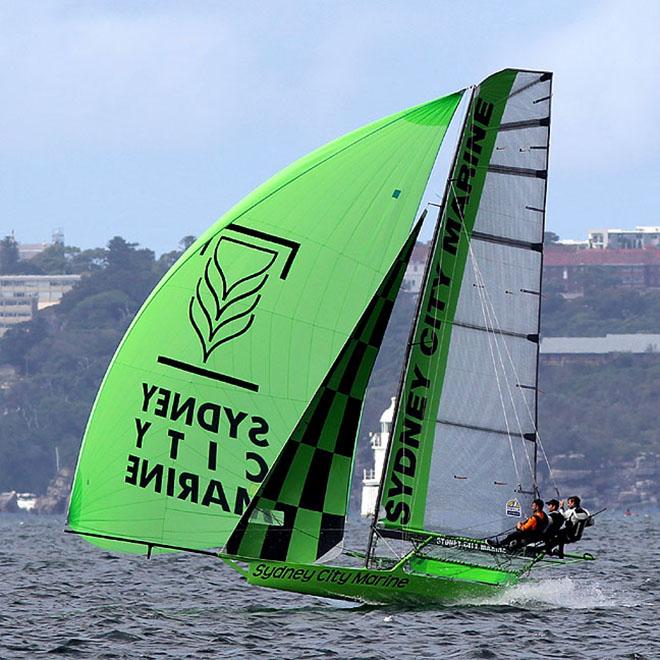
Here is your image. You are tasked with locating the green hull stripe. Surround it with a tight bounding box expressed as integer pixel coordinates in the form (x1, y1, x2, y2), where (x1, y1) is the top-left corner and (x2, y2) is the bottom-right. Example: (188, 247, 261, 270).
(240, 558, 517, 605)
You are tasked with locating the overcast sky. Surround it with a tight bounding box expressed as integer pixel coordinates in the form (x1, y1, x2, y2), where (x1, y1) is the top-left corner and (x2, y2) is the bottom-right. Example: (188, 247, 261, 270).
(2, 1, 658, 254)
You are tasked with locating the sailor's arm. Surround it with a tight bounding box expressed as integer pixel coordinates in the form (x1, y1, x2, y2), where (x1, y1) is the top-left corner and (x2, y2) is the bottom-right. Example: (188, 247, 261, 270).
(518, 516, 537, 532)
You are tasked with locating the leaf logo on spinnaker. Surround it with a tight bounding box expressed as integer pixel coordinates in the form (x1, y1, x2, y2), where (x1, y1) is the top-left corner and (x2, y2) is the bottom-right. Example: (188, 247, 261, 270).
(189, 237, 277, 362)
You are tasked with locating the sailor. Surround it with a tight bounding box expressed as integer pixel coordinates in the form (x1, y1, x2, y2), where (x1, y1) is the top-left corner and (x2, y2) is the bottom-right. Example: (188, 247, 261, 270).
(488, 499, 548, 550)
(543, 498, 564, 554)
(551, 495, 591, 558)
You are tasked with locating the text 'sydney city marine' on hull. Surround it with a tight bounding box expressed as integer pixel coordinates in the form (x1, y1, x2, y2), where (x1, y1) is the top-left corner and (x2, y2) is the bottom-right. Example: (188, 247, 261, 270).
(66, 68, 595, 605)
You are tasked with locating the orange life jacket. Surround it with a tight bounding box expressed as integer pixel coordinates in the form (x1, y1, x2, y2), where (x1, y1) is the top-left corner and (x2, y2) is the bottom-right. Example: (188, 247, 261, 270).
(520, 510, 548, 533)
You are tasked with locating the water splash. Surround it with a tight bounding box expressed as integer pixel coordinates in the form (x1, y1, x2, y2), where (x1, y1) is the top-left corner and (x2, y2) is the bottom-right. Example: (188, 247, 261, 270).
(464, 577, 636, 610)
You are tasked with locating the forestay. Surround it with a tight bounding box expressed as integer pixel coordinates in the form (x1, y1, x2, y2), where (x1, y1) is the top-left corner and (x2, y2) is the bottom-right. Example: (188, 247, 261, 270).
(67, 91, 464, 554)
(377, 69, 552, 540)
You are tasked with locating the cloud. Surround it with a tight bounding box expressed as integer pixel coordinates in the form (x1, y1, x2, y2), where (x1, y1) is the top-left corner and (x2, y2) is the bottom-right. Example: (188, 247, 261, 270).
(520, 0, 660, 174)
(0, 3, 256, 150)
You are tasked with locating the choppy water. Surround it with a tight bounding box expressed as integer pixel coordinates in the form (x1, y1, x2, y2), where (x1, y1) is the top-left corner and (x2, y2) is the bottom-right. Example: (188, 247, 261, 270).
(1, 514, 658, 659)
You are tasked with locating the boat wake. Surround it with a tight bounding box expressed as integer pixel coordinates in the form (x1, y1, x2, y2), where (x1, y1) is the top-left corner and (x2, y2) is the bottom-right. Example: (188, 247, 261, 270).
(462, 576, 636, 610)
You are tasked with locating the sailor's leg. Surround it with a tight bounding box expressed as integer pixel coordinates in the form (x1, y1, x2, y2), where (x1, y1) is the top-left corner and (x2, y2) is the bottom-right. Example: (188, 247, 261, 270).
(492, 531, 523, 549)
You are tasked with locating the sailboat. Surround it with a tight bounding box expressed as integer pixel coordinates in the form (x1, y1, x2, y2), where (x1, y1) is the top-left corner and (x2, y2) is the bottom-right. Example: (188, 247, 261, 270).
(66, 68, 593, 605)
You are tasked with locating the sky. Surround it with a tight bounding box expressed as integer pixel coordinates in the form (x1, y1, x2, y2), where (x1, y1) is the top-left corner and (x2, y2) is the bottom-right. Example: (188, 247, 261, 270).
(1, 1, 659, 255)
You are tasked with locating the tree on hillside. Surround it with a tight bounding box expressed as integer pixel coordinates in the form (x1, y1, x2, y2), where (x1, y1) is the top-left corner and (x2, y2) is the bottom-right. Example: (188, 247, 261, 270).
(0, 315, 49, 375)
(58, 236, 158, 314)
(157, 235, 197, 273)
(0, 235, 19, 273)
(0, 236, 161, 492)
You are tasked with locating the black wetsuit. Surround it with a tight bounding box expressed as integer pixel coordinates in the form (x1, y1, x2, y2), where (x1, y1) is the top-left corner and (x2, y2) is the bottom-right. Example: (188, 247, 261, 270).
(543, 510, 564, 553)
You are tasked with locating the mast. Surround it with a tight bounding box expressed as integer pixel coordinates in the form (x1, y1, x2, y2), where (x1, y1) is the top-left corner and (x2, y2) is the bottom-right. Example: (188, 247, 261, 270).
(366, 87, 476, 566)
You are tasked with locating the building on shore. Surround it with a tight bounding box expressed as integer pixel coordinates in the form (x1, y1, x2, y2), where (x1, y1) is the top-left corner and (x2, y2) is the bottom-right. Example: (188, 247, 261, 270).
(402, 242, 429, 294)
(544, 246, 660, 292)
(540, 334, 660, 364)
(17, 242, 50, 261)
(588, 226, 660, 250)
(0, 274, 81, 336)
(361, 397, 395, 517)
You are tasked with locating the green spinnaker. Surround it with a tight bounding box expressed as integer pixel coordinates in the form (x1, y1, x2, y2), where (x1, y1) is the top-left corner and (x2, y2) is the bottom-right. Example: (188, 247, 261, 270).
(67, 90, 464, 554)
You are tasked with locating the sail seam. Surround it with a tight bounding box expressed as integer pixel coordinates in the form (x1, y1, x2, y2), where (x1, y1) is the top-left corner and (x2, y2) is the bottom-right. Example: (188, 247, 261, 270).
(498, 117, 550, 131)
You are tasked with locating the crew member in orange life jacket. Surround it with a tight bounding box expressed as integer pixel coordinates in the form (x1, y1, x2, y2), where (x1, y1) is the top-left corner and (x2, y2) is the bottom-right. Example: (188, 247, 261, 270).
(488, 499, 548, 549)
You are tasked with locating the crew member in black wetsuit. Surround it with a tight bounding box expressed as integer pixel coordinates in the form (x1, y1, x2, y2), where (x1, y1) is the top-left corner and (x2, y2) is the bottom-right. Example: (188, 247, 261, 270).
(543, 498, 564, 554)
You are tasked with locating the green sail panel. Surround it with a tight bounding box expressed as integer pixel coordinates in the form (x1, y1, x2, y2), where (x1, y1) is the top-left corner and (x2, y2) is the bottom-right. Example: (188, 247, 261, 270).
(67, 90, 464, 554)
(225, 222, 421, 563)
(377, 69, 536, 535)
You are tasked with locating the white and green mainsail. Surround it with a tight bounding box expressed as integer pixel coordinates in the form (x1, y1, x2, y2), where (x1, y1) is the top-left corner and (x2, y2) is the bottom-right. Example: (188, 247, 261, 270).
(373, 69, 552, 546)
(66, 90, 464, 554)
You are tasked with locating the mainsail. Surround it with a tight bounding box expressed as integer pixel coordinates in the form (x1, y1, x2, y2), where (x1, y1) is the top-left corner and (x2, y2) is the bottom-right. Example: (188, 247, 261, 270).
(376, 69, 552, 541)
(67, 91, 464, 554)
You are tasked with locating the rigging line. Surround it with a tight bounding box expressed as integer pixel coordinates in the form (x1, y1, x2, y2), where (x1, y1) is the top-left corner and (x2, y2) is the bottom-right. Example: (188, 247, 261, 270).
(479, 286, 547, 493)
(466, 237, 522, 484)
(466, 245, 558, 494)
(446, 176, 522, 483)
(467, 245, 536, 483)
(372, 527, 404, 562)
(472, 264, 537, 485)
(488, 324, 558, 493)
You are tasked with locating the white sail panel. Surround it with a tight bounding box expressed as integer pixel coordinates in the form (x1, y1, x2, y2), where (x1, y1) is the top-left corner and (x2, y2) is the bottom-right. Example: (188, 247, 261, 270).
(473, 175, 546, 244)
(453, 240, 541, 335)
(433, 327, 537, 433)
(424, 427, 535, 538)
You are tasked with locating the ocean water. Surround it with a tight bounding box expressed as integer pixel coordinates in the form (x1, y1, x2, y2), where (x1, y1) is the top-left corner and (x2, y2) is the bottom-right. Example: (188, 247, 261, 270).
(1, 514, 658, 659)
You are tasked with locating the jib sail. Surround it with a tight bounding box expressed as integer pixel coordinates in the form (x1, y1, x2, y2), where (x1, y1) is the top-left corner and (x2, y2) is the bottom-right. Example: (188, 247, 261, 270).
(225, 221, 422, 564)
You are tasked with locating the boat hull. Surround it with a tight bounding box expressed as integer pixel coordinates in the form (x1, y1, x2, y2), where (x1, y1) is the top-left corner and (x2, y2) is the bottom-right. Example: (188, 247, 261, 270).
(237, 557, 518, 605)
